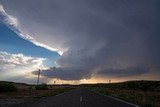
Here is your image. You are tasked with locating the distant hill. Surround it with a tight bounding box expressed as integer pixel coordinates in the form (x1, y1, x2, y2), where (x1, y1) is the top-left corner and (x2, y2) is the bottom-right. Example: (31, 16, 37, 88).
(83, 80, 160, 91)
(0, 81, 30, 87)
(1, 80, 160, 91)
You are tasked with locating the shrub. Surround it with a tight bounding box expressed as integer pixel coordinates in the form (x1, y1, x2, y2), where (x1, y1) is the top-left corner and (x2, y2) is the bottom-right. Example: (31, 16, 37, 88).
(35, 83, 48, 90)
(0, 83, 17, 92)
(28, 86, 33, 90)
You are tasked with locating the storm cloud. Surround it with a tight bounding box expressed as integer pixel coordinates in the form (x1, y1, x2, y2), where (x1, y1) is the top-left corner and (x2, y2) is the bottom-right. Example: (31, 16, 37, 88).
(96, 65, 150, 77)
(0, 0, 160, 80)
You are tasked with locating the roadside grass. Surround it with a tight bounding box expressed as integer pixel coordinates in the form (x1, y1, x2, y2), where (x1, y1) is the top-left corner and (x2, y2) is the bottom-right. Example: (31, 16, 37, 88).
(35, 84, 48, 90)
(0, 84, 75, 106)
(0, 83, 17, 92)
(34, 87, 74, 98)
(92, 87, 159, 107)
(86, 81, 160, 107)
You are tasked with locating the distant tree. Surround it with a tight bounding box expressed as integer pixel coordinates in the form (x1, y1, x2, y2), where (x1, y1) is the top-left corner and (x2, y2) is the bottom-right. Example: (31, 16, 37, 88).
(54, 81, 56, 84)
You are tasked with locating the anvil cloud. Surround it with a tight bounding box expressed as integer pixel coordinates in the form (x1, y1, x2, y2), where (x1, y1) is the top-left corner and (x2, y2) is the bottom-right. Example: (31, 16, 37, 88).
(0, 0, 160, 81)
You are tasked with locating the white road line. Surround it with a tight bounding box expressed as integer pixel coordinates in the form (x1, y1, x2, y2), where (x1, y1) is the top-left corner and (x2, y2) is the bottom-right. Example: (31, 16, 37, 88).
(55, 89, 74, 97)
(93, 91, 139, 107)
(80, 96, 82, 102)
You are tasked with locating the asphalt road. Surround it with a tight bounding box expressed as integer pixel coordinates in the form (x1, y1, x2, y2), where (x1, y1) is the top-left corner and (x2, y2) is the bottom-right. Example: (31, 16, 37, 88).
(12, 88, 138, 107)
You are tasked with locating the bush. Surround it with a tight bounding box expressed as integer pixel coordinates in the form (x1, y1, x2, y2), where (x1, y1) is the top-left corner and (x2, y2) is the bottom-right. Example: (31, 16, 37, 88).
(0, 83, 17, 92)
(35, 83, 48, 90)
(28, 86, 33, 90)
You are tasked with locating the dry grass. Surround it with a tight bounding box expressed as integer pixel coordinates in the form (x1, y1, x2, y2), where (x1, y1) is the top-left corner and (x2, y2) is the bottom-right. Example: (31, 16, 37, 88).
(0, 86, 74, 106)
(86, 81, 160, 107)
(93, 87, 160, 107)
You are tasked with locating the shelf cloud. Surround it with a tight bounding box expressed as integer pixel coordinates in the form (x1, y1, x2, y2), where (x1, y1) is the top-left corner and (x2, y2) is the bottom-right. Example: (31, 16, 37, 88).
(0, 0, 160, 81)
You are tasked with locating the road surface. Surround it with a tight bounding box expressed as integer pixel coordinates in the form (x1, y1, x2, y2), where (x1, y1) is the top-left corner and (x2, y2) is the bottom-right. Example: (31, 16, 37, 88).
(12, 88, 138, 107)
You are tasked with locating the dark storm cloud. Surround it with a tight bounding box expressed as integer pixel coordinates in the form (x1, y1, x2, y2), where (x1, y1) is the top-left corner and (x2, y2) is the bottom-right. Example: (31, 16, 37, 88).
(0, 0, 160, 80)
(33, 67, 91, 80)
(97, 65, 150, 77)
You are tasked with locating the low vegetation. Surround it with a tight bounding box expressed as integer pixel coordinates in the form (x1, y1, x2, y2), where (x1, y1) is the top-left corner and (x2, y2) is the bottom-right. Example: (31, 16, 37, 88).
(85, 81, 160, 107)
(34, 86, 74, 98)
(1, 80, 159, 107)
(0, 81, 75, 106)
(35, 83, 48, 90)
(0, 83, 17, 92)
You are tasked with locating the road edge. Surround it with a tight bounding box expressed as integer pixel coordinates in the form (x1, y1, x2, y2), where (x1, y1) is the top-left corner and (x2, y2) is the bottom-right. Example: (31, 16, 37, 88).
(91, 89, 139, 107)
(55, 88, 77, 97)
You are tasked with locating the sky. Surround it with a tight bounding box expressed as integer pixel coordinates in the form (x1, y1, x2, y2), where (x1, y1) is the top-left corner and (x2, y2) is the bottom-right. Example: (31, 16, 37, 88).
(0, 0, 160, 84)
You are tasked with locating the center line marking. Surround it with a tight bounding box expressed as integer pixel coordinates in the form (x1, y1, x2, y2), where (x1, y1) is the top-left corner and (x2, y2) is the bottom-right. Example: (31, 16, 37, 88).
(80, 96, 82, 102)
